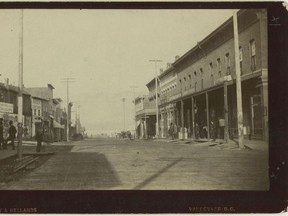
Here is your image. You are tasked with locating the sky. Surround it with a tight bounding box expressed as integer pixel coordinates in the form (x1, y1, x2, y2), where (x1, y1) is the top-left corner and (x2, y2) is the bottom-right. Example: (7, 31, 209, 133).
(0, 9, 235, 135)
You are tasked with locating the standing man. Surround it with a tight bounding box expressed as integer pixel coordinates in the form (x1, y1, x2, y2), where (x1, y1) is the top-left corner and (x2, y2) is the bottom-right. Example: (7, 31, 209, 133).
(0, 119, 4, 150)
(5, 120, 17, 150)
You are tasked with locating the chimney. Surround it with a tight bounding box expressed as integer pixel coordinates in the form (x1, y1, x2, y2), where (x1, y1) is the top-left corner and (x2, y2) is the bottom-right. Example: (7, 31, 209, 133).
(160, 68, 164, 74)
(167, 63, 172, 68)
(175, 55, 180, 62)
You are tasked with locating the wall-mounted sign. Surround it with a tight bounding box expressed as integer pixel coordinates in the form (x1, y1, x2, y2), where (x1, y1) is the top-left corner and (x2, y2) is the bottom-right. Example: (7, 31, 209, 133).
(0, 102, 13, 114)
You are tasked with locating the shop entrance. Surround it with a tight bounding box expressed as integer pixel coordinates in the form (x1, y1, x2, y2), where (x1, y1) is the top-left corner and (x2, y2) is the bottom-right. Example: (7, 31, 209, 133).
(250, 95, 263, 139)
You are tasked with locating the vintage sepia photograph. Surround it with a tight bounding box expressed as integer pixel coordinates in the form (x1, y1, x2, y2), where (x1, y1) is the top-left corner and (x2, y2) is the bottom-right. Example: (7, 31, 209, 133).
(0, 1, 286, 213)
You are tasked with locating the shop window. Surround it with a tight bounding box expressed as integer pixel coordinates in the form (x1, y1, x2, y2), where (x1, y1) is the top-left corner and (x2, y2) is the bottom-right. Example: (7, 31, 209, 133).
(250, 39, 256, 71)
(217, 58, 221, 78)
(239, 46, 243, 75)
(225, 53, 231, 75)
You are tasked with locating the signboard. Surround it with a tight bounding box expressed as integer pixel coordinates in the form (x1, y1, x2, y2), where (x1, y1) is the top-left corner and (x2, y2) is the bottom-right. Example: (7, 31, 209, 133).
(0, 102, 13, 114)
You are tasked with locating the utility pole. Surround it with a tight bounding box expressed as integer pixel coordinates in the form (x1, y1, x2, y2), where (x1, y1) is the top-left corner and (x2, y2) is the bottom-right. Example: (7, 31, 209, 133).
(122, 98, 126, 131)
(149, 59, 162, 138)
(60, 77, 75, 142)
(17, 9, 24, 159)
(129, 86, 138, 139)
(233, 11, 244, 149)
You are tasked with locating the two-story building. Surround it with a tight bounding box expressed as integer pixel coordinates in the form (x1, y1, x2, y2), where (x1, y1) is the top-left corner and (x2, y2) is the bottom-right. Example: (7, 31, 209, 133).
(27, 84, 66, 142)
(150, 9, 268, 142)
(135, 95, 156, 139)
(0, 80, 32, 139)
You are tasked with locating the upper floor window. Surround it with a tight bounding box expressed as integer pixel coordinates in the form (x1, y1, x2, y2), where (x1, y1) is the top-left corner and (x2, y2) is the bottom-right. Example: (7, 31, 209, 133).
(34, 109, 37, 116)
(194, 71, 197, 77)
(38, 110, 41, 116)
(200, 68, 203, 77)
(250, 39, 256, 71)
(209, 62, 213, 74)
(239, 46, 243, 75)
(217, 58, 221, 78)
(225, 53, 231, 75)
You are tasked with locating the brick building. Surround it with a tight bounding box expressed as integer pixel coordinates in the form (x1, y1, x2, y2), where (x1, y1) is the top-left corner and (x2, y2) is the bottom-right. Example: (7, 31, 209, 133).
(148, 9, 268, 142)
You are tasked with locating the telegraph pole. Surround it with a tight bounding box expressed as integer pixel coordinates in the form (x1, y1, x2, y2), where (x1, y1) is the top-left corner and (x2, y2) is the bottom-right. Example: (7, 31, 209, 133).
(122, 98, 126, 131)
(233, 11, 244, 149)
(149, 59, 162, 138)
(17, 9, 24, 159)
(61, 77, 75, 142)
(129, 86, 138, 139)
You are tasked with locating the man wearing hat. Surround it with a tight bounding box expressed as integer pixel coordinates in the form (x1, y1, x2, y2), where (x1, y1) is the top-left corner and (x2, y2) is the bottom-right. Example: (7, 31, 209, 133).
(5, 120, 17, 150)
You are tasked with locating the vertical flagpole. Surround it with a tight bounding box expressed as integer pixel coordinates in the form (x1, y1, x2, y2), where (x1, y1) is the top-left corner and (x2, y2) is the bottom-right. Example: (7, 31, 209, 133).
(17, 9, 24, 158)
(233, 11, 244, 149)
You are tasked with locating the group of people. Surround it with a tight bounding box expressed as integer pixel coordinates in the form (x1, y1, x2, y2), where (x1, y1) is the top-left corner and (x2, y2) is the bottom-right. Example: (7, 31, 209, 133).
(0, 120, 17, 150)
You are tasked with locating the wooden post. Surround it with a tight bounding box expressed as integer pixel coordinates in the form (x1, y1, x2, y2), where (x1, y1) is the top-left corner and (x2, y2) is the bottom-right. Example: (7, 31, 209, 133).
(181, 100, 184, 139)
(191, 96, 195, 139)
(233, 11, 244, 149)
(224, 81, 229, 142)
(205, 92, 210, 140)
(17, 9, 24, 159)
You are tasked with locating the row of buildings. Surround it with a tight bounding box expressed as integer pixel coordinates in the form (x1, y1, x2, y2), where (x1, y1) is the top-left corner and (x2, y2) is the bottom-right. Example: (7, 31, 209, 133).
(0, 80, 82, 142)
(135, 9, 268, 142)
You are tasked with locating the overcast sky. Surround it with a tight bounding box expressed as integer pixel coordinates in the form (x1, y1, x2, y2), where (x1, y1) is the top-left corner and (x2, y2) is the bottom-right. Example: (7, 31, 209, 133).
(0, 9, 235, 135)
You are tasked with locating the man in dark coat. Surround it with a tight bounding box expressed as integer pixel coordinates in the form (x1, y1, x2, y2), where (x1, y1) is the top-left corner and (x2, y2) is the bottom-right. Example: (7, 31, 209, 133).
(35, 128, 44, 152)
(5, 120, 17, 150)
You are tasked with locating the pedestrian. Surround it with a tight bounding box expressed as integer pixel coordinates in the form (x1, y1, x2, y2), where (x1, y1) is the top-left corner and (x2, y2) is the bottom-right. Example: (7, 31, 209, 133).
(35, 128, 44, 152)
(173, 123, 178, 139)
(168, 123, 174, 139)
(5, 120, 17, 150)
(210, 120, 216, 141)
(0, 119, 4, 150)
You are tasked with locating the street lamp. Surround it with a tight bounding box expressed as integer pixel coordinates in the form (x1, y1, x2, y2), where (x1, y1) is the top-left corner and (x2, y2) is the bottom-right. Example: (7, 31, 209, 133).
(149, 59, 162, 139)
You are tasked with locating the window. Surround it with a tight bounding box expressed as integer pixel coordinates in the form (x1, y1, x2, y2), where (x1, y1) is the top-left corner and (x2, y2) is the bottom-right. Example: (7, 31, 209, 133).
(34, 109, 37, 115)
(211, 74, 214, 86)
(188, 74, 192, 89)
(239, 46, 243, 74)
(38, 110, 40, 116)
(250, 39, 256, 71)
(209, 62, 213, 74)
(194, 71, 197, 77)
(217, 58, 221, 78)
(225, 53, 231, 75)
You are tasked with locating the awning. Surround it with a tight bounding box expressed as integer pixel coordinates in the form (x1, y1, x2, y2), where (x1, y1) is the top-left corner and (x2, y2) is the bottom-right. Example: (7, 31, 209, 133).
(53, 120, 64, 129)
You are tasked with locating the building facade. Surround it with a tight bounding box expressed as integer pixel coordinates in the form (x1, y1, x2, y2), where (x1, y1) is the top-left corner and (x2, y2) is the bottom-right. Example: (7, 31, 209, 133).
(150, 9, 268, 142)
(0, 81, 32, 139)
(135, 95, 156, 139)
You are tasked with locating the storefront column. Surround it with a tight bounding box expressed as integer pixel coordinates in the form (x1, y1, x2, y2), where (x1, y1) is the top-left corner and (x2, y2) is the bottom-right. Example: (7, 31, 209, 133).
(191, 96, 195, 139)
(224, 81, 229, 142)
(205, 92, 210, 140)
(181, 100, 184, 139)
(260, 82, 268, 141)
